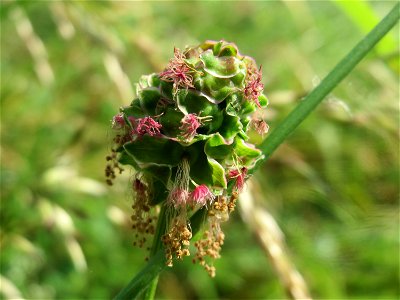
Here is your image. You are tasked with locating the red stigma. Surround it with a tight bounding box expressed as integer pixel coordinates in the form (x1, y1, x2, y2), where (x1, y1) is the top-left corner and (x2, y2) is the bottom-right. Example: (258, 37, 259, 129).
(244, 66, 264, 107)
(179, 114, 201, 141)
(190, 184, 215, 207)
(133, 117, 162, 137)
(159, 47, 194, 89)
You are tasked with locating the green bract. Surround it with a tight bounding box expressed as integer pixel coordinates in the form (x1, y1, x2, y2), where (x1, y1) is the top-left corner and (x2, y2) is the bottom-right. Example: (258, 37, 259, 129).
(106, 40, 269, 276)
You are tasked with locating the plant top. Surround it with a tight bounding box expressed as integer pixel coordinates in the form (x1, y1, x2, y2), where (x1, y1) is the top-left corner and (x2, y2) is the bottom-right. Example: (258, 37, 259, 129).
(106, 40, 268, 276)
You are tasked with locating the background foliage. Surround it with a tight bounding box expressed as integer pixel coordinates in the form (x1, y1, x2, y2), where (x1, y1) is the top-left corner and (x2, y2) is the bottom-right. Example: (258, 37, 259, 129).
(1, 1, 399, 299)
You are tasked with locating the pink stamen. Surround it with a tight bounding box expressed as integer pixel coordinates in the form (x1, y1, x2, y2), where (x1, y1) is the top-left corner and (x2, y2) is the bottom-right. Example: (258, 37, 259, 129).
(169, 188, 189, 208)
(132, 117, 162, 137)
(250, 118, 269, 136)
(159, 47, 194, 89)
(244, 66, 264, 108)
(179, 114, 201, 141)
(228, 167, 248, 191)
(190, 184, 215, 207)
(190, 185, 215, 207)
(112, 113, 125, 129)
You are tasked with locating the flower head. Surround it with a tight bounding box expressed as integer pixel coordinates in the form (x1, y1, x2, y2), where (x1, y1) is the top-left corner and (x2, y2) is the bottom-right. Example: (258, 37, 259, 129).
(133, 117, 162, 137)
(190, 184, 215, 207)
(159, 47, 194, 90)
(107, 40, 270, 276)
(244, 66, 264, 107)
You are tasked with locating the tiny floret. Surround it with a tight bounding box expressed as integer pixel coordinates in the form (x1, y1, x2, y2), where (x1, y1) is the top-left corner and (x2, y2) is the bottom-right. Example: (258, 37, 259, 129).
(250, 118, 269, 136)
(190, 184, 215, 207)
(169, 188, 189, 208)
(133, 117, 162, 137)
(112, 113, 125, 129)
(159, 47, 194, 90)
(179, 114, 201, 141)
(244, 66, 264, 107)
(228, 167, 248, 191)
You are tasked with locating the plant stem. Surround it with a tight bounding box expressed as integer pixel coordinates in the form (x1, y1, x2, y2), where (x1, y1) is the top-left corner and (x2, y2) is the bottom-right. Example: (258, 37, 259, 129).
(142, 205, 168, 300)
(114, 250, 166, 300)
(114, 3, 399, 299)
(255, 2, 399, 167)
(143, 276, 159, 300)
(114, 205, 168, 300)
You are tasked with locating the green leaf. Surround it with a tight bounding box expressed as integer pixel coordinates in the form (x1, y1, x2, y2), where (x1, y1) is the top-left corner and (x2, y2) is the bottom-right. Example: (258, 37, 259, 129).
(212, 41, 223, 55)
(234, 137, 262, 158)
(190, 150, 227, 188)
(148, 179, 169, 205)
(195, 72, 237, 103)
(204, 133, 233, 159)
(139, 88, 161, 115)
(230, 68, 246, 86)
(160, 80, 174, 100)
(176, 89, 217, 114)
(149, 73, 161, 87)
(200, 49, 242, 78)
(124, 136, 184, 167)
(218, 112, 243, 141)
(219, 43, 238, 57)
(158, 108, 184, 137)
(143, 166, 171, 187)
(233, 137, 263, 167)
(118, 150, 140, 169)
(136, 74, 159, 94)
(122, 99, 146, 118)
(208, 158, 228, 188)
(240, 98, 258, 115)
(225, 94, 257, 117)
(258, 94, 269, 107)
(176, 90, 223, 132)
(182, 141, 203, 165)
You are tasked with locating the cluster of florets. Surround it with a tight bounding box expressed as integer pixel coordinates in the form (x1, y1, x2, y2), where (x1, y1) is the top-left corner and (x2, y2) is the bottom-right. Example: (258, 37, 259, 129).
(159, 47, 195, 90)
(106, 40, 269, 277)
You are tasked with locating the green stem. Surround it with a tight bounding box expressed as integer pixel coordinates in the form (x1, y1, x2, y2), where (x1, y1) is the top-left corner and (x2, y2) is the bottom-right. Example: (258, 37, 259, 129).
(143, 276, 159, 300)
(114, 250, 166, 300)
(142, 205, 168, 300)
(114, 205, 168, 300)
(114, 3, 399, 299)
(255, 3, 399, 165)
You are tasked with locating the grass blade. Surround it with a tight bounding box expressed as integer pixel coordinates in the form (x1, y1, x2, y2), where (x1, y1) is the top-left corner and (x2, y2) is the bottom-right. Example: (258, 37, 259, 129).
(256, 3, 399, 165)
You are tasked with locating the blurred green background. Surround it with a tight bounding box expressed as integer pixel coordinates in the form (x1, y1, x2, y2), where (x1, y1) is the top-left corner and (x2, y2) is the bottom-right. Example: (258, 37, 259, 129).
(1, 1, 399, 299)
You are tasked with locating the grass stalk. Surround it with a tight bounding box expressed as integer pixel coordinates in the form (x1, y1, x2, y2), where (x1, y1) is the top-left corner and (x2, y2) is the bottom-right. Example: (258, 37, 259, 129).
(255, 3, 399, 165)
(114, 205, 168, 300)
(142, 205, 168, 300)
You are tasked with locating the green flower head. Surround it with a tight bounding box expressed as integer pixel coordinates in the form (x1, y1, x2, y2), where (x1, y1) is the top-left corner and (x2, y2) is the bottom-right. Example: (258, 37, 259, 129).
(105, 40, 269, 276)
